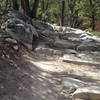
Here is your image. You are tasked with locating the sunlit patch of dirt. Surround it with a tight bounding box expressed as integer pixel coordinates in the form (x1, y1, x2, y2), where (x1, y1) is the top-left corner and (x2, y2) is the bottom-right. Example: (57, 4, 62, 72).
(0, 37, 100, 100)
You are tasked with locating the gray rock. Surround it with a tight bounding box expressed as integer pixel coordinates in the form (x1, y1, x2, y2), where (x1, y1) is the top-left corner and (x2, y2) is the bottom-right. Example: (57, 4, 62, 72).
(8, 10, 32, 24)
(34, 47, 63, 56)
(53, 49, 63, 56)
(5, 38, 17, 44)
(13, 45, 19, 50)
(34, 47, 53, 55)
(32, 19, 54, 31)
(64, 49, 77, 54)
(0, 29, 9, 37)
(77, 41, 100, 51)
(53, 40, 77, 49)
(62, 77, 86, 91)
(73, 86, 100, 100)
(0, 10, 40, 50)
(61, 54, 100, 65)
(1, 18, 38, 49)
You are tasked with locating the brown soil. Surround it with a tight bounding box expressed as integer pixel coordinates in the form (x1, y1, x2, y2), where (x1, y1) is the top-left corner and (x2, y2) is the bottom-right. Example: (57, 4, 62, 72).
(95, 21, 100, 32)
(0, 38, 100, 100)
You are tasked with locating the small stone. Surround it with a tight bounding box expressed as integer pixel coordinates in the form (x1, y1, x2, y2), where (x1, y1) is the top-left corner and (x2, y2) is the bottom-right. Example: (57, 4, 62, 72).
(64, 49, 77, 54)
(53, 50, 63, 56)
(0, 86, 4, 89)
(6, 55, 10, 59)
(13, 45, 19, 50)
(1, 55, 5, 59)
(5, 38, 17, 44)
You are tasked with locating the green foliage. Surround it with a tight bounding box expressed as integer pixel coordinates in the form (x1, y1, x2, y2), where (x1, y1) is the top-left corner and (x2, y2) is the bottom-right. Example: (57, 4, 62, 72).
(85, 28, 100, 37)
(0, 0, 100, 30)
(37, 0, 60, 23)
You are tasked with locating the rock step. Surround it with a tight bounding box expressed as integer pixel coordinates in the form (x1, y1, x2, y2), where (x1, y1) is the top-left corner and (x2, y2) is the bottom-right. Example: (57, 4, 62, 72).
(72, 86, 100, 100)
(61, 54, 100, 66)
(62, 77, 87, 90)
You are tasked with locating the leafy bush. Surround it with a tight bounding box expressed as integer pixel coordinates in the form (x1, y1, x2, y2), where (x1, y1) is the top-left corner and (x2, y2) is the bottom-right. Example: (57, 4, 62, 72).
(85, 28, 100, 37)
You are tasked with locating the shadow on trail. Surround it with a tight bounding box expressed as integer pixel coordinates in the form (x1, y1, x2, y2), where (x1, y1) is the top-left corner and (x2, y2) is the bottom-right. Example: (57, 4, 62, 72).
(0, 45, 100, 100)
(0, 57, 67, 100)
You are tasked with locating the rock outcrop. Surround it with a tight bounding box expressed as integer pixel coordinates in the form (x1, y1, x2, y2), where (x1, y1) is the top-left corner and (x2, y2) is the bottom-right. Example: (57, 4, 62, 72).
(1, 10, 39, 49)
(1, 10, 100, 58)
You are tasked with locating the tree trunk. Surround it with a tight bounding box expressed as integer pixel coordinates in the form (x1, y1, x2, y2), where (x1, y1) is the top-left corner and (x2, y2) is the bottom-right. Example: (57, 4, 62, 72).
(21, 0, 31, 17)
(41, 0, 45, 13)
(31, 0, 40, 18)
(12, 0, 19, 10)
(60, 0, 65, 26)
(67, 0, 79, 28)
(89, 0, 95, 30)
(91, 13, 95, 30)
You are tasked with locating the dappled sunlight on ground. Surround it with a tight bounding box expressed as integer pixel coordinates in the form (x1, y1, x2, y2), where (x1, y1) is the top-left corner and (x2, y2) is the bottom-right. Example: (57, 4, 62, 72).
(27, 56, 100, 81)
(0, 55, 69, 100)
(0, 38, 100, 100)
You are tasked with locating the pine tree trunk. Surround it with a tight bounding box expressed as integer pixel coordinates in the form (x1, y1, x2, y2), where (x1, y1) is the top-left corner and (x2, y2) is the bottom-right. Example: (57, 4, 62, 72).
(89, 0, 95, 30)
(60, 0, 65, 26)
(41, 0, 45, 13)
(31, 0, 40, 18)
(12, 0, 19, 11)
(21, 0, 31, 17)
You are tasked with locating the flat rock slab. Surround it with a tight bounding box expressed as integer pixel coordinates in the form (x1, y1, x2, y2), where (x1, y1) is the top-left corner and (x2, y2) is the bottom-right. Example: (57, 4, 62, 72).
(34, 47, 63, 56)
(73, 86, 100, 100)
(62, 77, 87, 91)
(61, 54, 100, 66)
(77, 41, 100, 51)
(53, 40, 77, 49)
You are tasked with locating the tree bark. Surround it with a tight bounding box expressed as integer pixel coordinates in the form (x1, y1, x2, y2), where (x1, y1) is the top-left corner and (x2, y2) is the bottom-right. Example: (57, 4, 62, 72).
(12, 0, 19, 10)
(21, 0, 31, 17)
(31, 0, 40, 18)
(41, 0, 45, 13)
(89, 0, 95, 30)
(60, 0, 65, 26)
(67, 0, 79, 27)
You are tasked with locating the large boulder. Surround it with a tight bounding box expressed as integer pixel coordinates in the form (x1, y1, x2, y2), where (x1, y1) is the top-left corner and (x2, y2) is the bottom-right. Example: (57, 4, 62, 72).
(2, 18, 38, 44)
(32, 19, 54, 32)
(77, 41, 100, 51)
(1, 10, 39, 49)
(62, 77, 87, 89)
(7, 10, 32, 24)
(53, 40, 77, 49)
(73, 86, 100, 100)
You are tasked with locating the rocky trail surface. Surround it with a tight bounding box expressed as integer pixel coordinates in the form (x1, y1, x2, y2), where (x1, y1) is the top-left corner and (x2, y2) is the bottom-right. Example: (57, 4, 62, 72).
(0, 10, 100, 100)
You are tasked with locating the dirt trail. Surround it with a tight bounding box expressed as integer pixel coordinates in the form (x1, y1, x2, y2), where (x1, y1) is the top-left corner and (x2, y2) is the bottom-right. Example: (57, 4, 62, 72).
(0, 48, 69, 100)
(0, 40, 100, 100)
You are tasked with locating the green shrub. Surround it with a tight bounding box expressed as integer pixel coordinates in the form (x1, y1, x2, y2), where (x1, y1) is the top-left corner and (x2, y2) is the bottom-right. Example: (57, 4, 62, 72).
(85, 28, 100, 37)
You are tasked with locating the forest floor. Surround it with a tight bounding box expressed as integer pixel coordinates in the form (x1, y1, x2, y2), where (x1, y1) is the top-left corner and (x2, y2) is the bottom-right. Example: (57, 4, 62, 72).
(0, 39, 100, 100)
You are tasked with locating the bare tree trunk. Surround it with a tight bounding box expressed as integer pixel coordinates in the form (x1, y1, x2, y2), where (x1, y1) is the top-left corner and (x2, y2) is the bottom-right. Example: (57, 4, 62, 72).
(91, 14, 95, 30)
(45, 0, 49, 11)
(21, 0, 31, 17)
(60, 0, 65, 26)
(89, 0, 95, 30)
(31, 0, 40, 18)
(67, 0, 79, 27)
(41, 0, 45, 13)
(12, 0, 19, 10)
